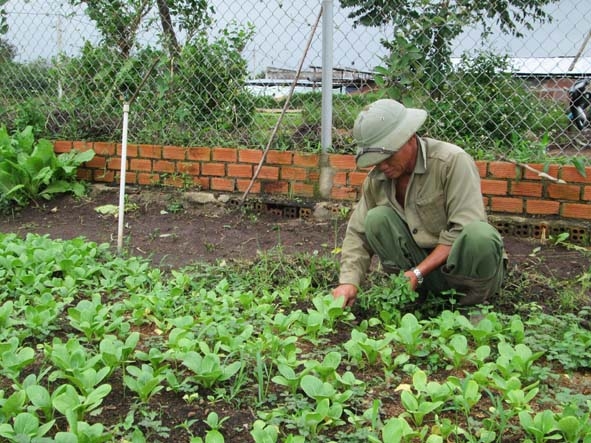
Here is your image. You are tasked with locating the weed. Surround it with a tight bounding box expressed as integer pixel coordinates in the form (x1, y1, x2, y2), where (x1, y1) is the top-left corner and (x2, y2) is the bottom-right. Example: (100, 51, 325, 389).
(165, 200, 184, 213)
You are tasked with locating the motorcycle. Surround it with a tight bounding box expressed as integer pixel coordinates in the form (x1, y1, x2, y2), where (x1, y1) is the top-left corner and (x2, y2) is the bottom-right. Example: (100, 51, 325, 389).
(567, 78, 591, 130)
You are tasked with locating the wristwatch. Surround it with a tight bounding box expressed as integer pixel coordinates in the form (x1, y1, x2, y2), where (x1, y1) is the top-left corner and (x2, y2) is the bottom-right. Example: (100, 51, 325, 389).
(411, 267, 424, 286)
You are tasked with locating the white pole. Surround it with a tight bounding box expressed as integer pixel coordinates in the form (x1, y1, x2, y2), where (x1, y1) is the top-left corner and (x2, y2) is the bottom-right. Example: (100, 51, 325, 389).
(321, 0, 333, 154)
(117, 102, 130, 253)
(319, 0, 335, 198)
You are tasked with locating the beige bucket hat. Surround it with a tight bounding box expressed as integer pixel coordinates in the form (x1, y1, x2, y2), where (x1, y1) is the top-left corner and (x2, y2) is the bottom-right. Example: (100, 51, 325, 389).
(354, 99, 427, 168)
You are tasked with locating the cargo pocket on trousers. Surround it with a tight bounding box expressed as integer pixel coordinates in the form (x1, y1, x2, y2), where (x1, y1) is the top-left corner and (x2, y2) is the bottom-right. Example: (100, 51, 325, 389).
(440, 271, 498, 306)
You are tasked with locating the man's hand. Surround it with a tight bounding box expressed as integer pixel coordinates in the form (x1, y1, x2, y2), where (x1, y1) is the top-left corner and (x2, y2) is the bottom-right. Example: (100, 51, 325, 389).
(404, 269, 419, 291)
(332, 284, 358, 307)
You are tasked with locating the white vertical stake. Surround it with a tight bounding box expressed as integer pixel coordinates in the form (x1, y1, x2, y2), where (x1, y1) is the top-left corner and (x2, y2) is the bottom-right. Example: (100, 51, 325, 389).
(117, 102, 130, 254)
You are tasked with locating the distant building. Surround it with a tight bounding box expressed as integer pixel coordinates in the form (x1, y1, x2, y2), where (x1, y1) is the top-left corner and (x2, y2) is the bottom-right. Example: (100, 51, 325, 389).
(451, 55, 591, 102)
(506, 56, 591, 102)
(245, 66, 377, 98)
(248, 57, 591, 102)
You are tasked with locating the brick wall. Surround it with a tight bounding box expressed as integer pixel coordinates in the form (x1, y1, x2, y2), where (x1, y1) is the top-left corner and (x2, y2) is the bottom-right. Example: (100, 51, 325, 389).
(54, 140, 591, 221)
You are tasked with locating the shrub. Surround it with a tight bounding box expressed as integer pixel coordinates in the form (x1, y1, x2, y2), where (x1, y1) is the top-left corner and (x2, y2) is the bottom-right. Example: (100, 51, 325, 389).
(0, 126, 94, 212)
(424, 52, 565, 159)
(46, 24, 255, 146)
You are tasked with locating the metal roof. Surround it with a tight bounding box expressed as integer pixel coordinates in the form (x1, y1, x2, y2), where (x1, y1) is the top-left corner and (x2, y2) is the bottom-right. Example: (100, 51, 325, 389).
(506, 56, 591, 77)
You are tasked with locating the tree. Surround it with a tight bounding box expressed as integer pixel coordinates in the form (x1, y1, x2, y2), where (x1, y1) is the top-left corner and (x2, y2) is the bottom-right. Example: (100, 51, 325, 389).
(0, 0, 10, 63)
(338, 0, 559, 97)
(68, 0, 215, 58)
(0, 39, 15, 64)
(0, 0, 7, 36)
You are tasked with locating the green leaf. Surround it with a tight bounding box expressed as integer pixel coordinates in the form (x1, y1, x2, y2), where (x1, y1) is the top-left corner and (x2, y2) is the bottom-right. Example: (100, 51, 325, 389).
(300, 374, 335, 400)
(205, 429, 225, 443)
(571, 157, 587, 178)
(95, 204, 119, 215)
(54, 432, 79, 443)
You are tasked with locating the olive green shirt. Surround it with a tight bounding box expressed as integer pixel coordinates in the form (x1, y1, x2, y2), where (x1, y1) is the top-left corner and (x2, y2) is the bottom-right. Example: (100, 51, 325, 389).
(339, 136, 487, 287)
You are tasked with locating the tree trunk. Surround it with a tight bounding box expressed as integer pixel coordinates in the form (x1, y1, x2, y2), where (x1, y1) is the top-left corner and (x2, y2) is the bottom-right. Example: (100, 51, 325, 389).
(156, 0, 180, 57)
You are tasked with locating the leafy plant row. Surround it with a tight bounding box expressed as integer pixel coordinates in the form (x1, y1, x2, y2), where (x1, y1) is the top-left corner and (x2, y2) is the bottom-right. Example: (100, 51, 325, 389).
(0, 126, 94, 213)
(0, 233, 590, 442)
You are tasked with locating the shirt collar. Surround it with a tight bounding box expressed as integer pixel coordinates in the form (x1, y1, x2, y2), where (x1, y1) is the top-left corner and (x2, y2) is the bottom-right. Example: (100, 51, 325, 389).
(414, 136, 427, 174)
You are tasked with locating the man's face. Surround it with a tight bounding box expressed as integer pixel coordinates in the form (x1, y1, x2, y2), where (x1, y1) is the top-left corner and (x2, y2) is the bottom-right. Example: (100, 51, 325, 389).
(376, 136, 416, 180)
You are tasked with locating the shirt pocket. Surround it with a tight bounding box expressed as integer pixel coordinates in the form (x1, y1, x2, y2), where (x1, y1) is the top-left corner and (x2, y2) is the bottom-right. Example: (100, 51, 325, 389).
(415, 191, 447, 234)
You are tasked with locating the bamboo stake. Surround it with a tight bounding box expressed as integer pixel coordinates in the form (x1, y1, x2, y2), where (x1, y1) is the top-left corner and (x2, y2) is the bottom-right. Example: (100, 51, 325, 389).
(240, 6, 323, 204)
(501, 157, 566, 183)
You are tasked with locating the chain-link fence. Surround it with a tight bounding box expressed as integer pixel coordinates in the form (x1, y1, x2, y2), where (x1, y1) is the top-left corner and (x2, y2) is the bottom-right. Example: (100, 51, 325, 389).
(1, 0, 590, 161)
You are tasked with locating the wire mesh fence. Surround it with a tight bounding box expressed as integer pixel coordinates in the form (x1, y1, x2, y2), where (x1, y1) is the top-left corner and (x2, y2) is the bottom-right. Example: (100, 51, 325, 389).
(1, 0, 591, 161)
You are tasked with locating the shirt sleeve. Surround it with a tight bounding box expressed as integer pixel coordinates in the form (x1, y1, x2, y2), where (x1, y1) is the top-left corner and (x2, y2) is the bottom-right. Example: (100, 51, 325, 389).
(338, 177, 376, 287)
(439, 152, 486, 245)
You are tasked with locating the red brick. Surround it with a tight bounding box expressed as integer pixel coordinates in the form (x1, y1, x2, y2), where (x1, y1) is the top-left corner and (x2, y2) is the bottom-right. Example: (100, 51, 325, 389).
(162, 176, 185, 188)
(239, 149, 263, 164)
(107, 157, 123, 170)
(201, 163, 225, 176)
(259, 166, 279, 180)
(584, 186, 591, 201)
(521, 163, 560, 181)
(94, 170, 114, 182)
(510, 181, 543, 197)
(113, 171, 136, 184)
(85, 156, 107, 169)
(53, 140, 73, 153)
(153, 160, 175, 173)
(280, 166, 307, 180)
(333, 171, 347, 185)
(526, 199, 560, 216)
(262, 181, 289, 194)
(330, 154, 356, 170)
(546, 183, 581, 201)
(177, 162, 200, 175)
(72, 140, 93, 152)
(187, 147, 211, 161)
(480, 179, 508, 196)
(490, 197, 523, 213)
(293, 152, 319, 168)
(196, 177, 210, 190)
(138, 173, 160, 185)
(475, 161, 487, 178)
(139, 144, 162, 159)
(130, 158, 152, 172)
(349, 171, 367, 186)
(163, 145, 187, 160)
(561, 203, 591, 220)
(117, 144, 138, 157)
(290, 182, 314, 197)
(211, 177, 235, 191)
(267, 151, 293, 165)
(560, 165, 591, 183)
(237, 179, 260, 193)
(76, 169, 92, 180)
(92, 142, 116, 156)
(228, 164, 253, 178)
(331, 186, 358, 201)
(489, 161, 517, 179)
(212, 147, 237, 162)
